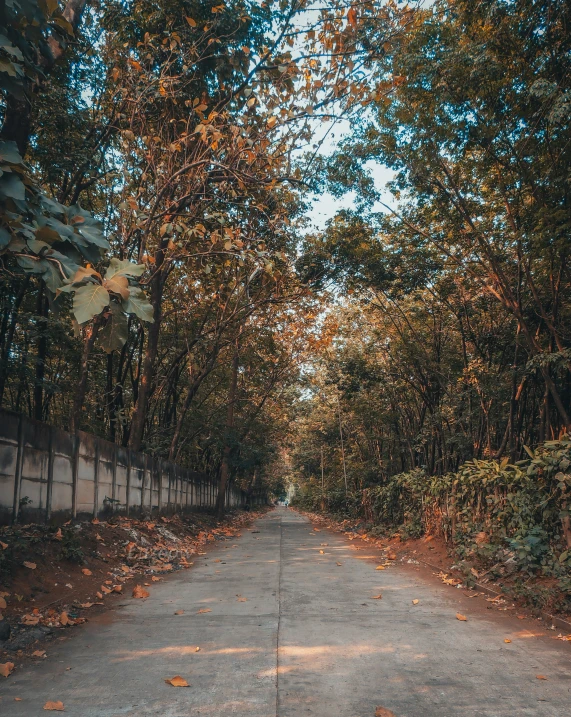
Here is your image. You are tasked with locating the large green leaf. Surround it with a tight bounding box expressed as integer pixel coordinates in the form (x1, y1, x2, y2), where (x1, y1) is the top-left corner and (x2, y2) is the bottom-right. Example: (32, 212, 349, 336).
(124, 286, 154, 323)
(98, 304, 129, 353)
(105, 257, 146, 280)
(72, 283, 110, 324)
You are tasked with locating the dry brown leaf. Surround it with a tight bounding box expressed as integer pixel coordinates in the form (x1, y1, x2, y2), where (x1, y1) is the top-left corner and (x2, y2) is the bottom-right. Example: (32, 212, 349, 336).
(536, 675, 548, 680)
(371, 594, 383, 600)
(43, 700, 65, 710)
(60, 612, 70, 626)
(0, 541, 8, 549)
(456, 613, 467, 621)
(81, 568, 92, 576)
(96, 591, 103, 600)
(195, 646, 200, 652)
(0, 596, 6, 609)
(132, 585, 149, 599)
(113, 585, 122, 593)
(197, 608, 211, 614)
(14, 697, 22, 701)
(0, 662, 15, 678)
(237, 597, 247, 602)
(54, 529, 62, 541)
(21, 614, 40, 626)
(151, 576, 161, 582)
(319, 550, 324, 554)
(165, 675, 189, 687)
(174, 610, 184, 615)
(375, 707, 397, 717)
(412, 599, 419, 605)
(92, 518, 100, 525)
(101, 585, 112, 594)
(336, 562, 342, 566)
(504, 639, 511, 643)
(387, 553, 397, 560)
(80, 603, 93, 609)
(375, 565, 385, 571)
(23, 561, 36, 570)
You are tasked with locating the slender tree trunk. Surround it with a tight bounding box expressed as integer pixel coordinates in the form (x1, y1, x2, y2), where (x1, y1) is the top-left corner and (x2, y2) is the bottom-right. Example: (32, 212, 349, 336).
(215, 346, 239, 518)
(69, 318, 101, 433)
(129, 273, 163, 451)
(0, 275, 30, 404)
(33, 287, 48, 421)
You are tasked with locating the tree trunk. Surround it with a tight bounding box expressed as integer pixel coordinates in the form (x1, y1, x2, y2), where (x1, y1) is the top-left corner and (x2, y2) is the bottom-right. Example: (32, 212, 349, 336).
(69, 318, 101, 433)
(215, 346, 239, 518)
(33, 286, 48, 421)
(129, 273, 163, 451)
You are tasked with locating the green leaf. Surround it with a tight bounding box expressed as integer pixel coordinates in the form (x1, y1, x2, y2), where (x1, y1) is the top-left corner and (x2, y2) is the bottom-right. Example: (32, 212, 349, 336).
(99, 304, 129, 353)
(0, 173, 25, 200)
(105, 257, 146, 280)
(124, 286, 154, 322)
(0, 140, 23, 164)
(73, 283, 110, 324)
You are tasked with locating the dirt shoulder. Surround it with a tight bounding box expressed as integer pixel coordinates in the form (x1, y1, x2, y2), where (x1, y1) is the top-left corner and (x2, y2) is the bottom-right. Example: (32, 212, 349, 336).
(0, 507, 268, 672)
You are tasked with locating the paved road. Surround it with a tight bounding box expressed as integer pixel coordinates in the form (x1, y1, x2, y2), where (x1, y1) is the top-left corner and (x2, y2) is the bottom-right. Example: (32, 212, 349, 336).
(1, 508, 570, 716)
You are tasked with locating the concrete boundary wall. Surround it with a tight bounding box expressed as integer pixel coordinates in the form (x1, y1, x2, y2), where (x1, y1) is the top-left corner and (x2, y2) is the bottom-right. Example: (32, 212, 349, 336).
(0, 408, 254, 525)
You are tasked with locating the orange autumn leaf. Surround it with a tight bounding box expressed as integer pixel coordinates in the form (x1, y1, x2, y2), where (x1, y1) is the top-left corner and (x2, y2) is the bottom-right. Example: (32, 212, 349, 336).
(43, 701, 65, 711)
(132, 585, 150, 599)
(375, 708, 396, 717)
(60, 612, 70, 626)
(319, 550, 324, 554)
(0, 541, 8, 549)
(165, 675, 189, 687)
(371, 594, 382, 600)
(375, 565, 385, 571)
(536, 675, 548, 680)
(23, 561, 36, 569)
(412, 599, 419, 605)
(174, 610, 184, 615)
(82, 568, 92, 576)
(197, 608, 211, 614)
(504, 639, 511, 643)
(456, 613, 467, 621)
(0, 662, 15, 677)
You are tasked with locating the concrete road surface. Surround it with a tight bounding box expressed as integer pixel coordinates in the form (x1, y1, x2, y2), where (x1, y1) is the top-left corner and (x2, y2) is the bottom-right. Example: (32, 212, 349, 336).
(1, 508, 570, 716)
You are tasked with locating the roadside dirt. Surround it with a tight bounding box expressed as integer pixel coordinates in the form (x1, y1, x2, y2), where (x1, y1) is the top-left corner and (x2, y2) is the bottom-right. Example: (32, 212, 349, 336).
(0, 508, 268, 671)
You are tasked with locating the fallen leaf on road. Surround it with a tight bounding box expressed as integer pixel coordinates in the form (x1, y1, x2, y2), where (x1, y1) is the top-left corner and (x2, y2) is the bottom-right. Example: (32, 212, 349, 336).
(412, 599, 419, 605)
(132, 585, 150, 599)
(43, 701, 65, 710)
(197, 608, 211, 614)
(32, 650, 46, 658)
(504, 639, 511, 643)
(387, 553, 397, 560)
(21, 614, 40, 625)
(96, 591, 103, 599)
(536, 675, 548, 680)
(14, 697, 22, 701)
(60, 612, 70, 626)
(375, 566, 385, 570)
(517, 615, 526, 619)
(375, 707, 397, 716)
(319, 550, 324, 554)
(371, 594, 382, 599)
(0, 662, 15, 677)
(165, 676, 189, 687)
(174, 610, 184, 615)
(82, 569, 92, 576)
(80, 603, 93, 609)
(320, 543, 328, 546)
(336, 562, 342, 566)
(456, 613, 467, 621)
(113, 585, 122, 593)
(237, 597, 247, 602)
(151, 576, 161, 582)
(195, 646, 200, 652)
(23, 561, 36, 570)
